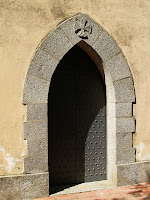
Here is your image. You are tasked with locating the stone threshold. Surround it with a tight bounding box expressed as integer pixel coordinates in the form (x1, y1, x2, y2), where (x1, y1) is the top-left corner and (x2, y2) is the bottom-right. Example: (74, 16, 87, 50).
(50, 180, 115, 196)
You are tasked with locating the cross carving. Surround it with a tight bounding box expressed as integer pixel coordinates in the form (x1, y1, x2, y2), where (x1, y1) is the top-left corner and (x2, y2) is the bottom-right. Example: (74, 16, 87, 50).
(75, 19, 92, 39)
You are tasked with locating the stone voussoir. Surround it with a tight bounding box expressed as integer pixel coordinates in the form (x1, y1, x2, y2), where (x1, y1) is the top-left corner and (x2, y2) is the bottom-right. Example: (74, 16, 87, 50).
(23, 75, 49, 104)
(60, 13, 103, 46)
(114, 77, 135, 103)
(40, 26, 73, 60)
(28, 47, 59, 81)
(93, 30, 121, 63)
(104, 53, 131, 82)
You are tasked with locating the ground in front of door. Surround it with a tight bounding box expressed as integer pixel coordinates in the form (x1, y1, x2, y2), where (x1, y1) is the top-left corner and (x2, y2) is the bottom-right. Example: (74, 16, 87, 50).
(33, 182, 150, 200)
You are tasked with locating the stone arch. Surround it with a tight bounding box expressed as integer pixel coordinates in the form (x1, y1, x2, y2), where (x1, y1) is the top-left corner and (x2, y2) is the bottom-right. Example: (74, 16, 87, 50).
(23, 14, 136, 189)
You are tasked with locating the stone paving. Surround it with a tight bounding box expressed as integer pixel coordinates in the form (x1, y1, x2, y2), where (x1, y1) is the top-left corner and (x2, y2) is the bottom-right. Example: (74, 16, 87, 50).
(33, 182, 150, 200)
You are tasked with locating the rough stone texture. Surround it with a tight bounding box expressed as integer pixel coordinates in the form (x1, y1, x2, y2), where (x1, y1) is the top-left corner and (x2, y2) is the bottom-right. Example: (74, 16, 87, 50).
(0, 176, 21, 200)
(93, 31, 121, 63)
(117, 163, 139, 186)
(20, 173, 49, 199)
(116, 117, 135, 133)
(116, 103, 132, 117)
(116, 148, 136, 165)
(24, 121, 47, 139)
(117, 161, 150, 186)
(107, 103, 132, 117)
(27, 138, 48, 158)
(114, 77, 135, 103)
(138, 162, 150, 183)
(116, 133, 133, 149)
(104, 53, 131, 82)
(41, 26, 73, 60)
(0, 173, 49, 200)
(23, 75, 49, 104)
(60, 14, 103, 46)
(28, 48, 59, 81)
(24, 156, 48, 173)
(27, 104, 48, 121)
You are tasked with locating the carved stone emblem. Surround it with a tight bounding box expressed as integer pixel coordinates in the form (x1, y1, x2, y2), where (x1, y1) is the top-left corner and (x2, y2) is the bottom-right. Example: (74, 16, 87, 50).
(74, 19, 92, 39)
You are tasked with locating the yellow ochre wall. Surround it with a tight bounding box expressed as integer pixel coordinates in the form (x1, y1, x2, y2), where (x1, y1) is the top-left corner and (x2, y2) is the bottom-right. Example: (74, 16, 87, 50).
(0, 0, 150, 175)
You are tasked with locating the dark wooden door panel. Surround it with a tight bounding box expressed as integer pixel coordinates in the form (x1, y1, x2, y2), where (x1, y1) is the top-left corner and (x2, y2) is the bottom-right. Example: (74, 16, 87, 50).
(49, 45, 106, 186)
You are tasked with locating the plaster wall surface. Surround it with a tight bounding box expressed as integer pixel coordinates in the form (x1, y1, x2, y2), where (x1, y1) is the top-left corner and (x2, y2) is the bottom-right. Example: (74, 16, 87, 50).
(0, 0, 150, 175)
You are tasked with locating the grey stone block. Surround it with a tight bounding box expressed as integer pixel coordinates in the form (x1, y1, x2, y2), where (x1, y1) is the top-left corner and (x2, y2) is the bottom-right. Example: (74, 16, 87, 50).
(0, 173, 49, 200)
(0, 176, 21, 200)
(23, 75, 49, 104)
(104, 53, 131, 81)
(116, 148, 136, 165)
(27, 104, 48, 121)
(116, 103, 132, 117)
(24, 156, 48, 174)
(137, 161, 150, 183)
(60, 14, 103, 46)
(116, 117, 135, 133)
(116, 133, 133, 149)
(24, 121, 47, 139)
(117, 163, 138, 186)
(93, 31, 121, 62)
(114, 77, 135, 103)
(117, 161, 150, 186)
(20, 172, 49, 199)
(108, 103, 132, 118)
(27, 138, 48, 158)
(28, 48, 59, 81)
(41, 26, 73, 60)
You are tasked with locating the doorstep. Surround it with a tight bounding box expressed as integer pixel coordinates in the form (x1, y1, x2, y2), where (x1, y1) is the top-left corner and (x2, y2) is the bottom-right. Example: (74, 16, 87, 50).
(33, 182, 150, 200)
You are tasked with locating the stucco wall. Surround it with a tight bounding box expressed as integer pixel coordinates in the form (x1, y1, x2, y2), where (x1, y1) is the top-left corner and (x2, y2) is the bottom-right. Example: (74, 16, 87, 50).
(0, 0, 150, 175)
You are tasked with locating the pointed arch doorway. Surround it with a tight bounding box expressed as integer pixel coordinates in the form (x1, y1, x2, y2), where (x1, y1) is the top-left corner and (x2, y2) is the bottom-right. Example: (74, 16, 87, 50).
(23, 14, 136, 198)
(48, 44, 106, 187)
